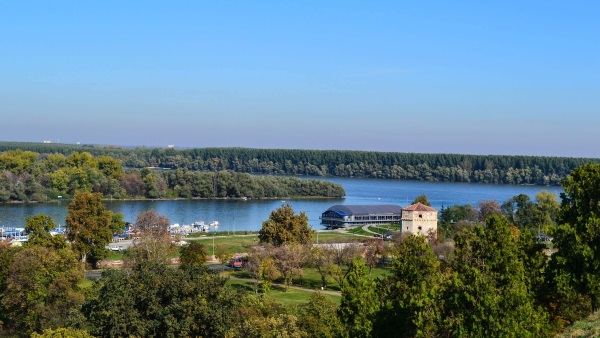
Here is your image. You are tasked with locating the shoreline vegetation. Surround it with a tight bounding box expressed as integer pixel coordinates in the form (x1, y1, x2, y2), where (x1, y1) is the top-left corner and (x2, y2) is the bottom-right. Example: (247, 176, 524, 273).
(0, 145, 346, 203)
(0, 141, 599, 204)
(2, 141, 599, 186)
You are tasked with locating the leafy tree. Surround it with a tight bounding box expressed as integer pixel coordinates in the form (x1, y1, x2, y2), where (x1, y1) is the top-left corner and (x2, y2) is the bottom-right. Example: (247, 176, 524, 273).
(229, 295, 302, 338)
(308, 245, 339, 290)
(246, 246, 280, 293)
(535, 190, 559, 231)
(1, 246, 83, 335)
(109, 212, 126, 235)
(297, 292, 343, 338)
(215, 245, 231, 268)
(548, 163, 600, 318)
(438, 214, 549, 337)
(258, 204, 313, 246)
(375, 235, 442, 337)
(85, 261, 241, 338)
(179, 241, 208, 270)
(338, 257, 379, 338)
(67, 152, 96, 169)
(24, 213, 67, 250)
(65, 191, 114, 266)
(502, 193, 542, 230)
(412, 194, 431, 206)
(272, 244, 306, 290)
(31, 328, 94, 338)
(363, 237, 386, 272)
(96, 155, 124, 180)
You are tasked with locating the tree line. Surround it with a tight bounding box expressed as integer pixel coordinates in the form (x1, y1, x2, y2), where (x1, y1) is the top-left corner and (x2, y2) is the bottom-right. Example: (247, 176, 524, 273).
(2, 141, 599, 185)
(0, 149, 344, 202)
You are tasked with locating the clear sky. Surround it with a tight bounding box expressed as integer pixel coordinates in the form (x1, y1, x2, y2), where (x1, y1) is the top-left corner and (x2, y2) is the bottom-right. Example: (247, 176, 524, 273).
(1, 1, 599, 157)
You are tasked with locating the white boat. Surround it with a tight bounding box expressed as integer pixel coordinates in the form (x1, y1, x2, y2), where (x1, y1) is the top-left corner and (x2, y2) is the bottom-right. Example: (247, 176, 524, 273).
(192, 221, 209, 232)
(209, 221, 219, 227)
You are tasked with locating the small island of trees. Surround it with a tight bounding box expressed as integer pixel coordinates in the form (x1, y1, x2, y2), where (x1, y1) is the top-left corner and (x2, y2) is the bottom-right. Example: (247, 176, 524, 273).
(0, 149, 345, 203)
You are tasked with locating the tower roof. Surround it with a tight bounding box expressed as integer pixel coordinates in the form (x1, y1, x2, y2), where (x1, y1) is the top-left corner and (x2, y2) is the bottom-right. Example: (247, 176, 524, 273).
(402, 202, 437, 212)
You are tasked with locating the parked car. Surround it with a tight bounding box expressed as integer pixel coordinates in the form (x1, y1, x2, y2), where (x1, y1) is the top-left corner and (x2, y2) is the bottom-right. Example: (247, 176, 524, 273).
(384, 233, 394, 240)
(229, 257, 245, 269)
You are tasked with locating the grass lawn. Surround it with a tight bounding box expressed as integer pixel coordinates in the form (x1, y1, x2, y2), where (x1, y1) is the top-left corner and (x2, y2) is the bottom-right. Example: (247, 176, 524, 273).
(106, 251, 124, 260)
(346, 227, 371, 236)
(313, 231, 365, 244)
(187, 233, 260, 254)
(226, 277, 341, 306)
(230, 266, 391, 293)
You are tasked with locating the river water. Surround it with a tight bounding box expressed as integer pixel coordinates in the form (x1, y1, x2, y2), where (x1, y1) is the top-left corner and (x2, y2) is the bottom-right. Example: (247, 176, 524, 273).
(0, 177, 562, 231)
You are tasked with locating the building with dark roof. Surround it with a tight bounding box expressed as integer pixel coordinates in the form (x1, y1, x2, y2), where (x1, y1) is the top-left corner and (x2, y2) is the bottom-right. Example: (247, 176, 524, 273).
(320, 203, 438, 235)
(320, 205, 403, 228)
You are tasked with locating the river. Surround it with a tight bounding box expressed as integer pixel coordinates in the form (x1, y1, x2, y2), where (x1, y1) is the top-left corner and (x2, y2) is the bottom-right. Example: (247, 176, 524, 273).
(0, 177, 562, 231)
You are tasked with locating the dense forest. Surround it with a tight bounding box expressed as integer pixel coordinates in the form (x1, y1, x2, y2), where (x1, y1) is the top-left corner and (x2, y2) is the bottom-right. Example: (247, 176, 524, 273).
(1, 141, 598, 185)
(0, 149, 344, 202)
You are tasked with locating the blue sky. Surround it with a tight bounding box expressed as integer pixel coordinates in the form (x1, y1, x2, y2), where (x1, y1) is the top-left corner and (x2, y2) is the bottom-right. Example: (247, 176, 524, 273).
(1, 1, 599, 157)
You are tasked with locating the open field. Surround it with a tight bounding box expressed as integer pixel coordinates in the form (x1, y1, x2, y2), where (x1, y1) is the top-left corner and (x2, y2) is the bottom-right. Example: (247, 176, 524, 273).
(186, 230, 366, 255)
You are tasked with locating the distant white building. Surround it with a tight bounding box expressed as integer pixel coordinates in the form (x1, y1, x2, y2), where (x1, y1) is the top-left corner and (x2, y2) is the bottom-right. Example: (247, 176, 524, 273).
(43, 140, 52, 144)
(167, 144, 175, 149)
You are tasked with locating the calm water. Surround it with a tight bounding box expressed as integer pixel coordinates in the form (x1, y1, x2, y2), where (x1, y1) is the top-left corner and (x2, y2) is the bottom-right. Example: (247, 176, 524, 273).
(0, 177, 562, 231)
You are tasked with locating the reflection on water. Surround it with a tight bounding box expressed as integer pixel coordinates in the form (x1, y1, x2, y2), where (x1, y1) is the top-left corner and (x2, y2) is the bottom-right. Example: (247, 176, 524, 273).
(0, 177, 561, 231)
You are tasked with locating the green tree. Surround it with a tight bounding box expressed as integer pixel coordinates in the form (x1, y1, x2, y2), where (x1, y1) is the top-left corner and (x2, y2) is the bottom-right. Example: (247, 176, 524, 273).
(258, 204, 313, 246)
(215, 245, 232, 269)
(31, 328, 94, 338)
(24, 213, 67, 250)
(439, 214, 549, 337)
(535, 190, 559, 231)
(375, 235, 442, 337)
(96, 155, 124, 180)
(548, 163, 600, 319)
(229, 295, 302, 338)
(85, 261, 240, 338)
(412, 194, 431, 206)
(338, 257, 379, 338)
(65, 191, 114, 266)
(1, 246, 83, 335)
(297, 292, 343, 338)
(179, 241, 208, 270)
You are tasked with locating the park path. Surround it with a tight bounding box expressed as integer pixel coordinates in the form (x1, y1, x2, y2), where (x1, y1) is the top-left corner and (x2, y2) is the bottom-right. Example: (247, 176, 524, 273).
(362, 224, 377, 234)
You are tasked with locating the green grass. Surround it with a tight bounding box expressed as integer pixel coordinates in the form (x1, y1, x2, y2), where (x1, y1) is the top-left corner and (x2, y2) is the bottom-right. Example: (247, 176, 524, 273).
(313, 231, 365, 243)
(226, 277, 341, 306)
(346, 227, 371, 236)
(187, 233, 260, 254)
(557, 311, 600, 338)
(106, 252, 124, 260)
(230, 266, 391, 294)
